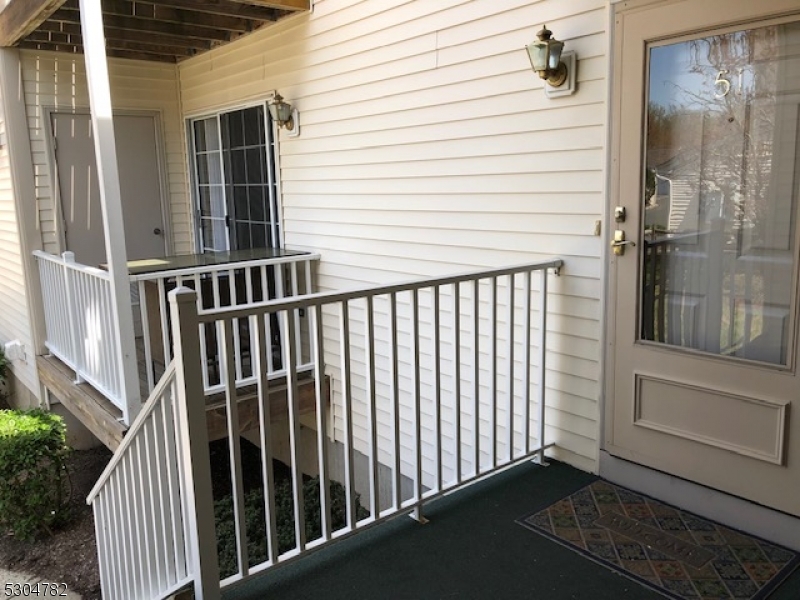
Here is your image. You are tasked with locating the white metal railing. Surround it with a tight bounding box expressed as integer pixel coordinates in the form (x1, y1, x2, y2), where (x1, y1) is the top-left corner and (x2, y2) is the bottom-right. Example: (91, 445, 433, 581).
(86, 363, 193, 600)
(87, 259, 562, 599)
(87, 287, 224, 600)
(34, 251, 126, 413)
(139, 258, 562, 598)
(130, 253, 319, 396)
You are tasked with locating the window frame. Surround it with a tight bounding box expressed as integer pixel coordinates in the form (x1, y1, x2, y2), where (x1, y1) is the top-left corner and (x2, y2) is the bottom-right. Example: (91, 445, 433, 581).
(187, 99, 282, 254)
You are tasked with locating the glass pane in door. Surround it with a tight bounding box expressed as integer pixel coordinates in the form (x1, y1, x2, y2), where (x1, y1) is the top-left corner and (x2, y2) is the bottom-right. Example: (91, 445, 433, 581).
(641, 21, 800, 365)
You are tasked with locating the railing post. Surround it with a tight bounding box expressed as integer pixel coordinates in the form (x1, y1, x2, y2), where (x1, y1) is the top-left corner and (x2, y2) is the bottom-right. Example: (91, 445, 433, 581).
(169, 287, 221, 600)
(535, 268, 549, 466)
(62, 252, 84, 384)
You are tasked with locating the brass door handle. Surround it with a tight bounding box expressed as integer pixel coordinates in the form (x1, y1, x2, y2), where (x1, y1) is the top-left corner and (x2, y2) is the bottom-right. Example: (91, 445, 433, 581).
(611, 231, 635, 256)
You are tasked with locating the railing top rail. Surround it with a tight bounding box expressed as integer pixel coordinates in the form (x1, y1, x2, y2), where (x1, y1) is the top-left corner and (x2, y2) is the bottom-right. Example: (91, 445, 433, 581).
(86, 360, 177, 503)
(193, 258, 563, 323)
(129, 252, 321, 282)
(33, 250, 112, 280)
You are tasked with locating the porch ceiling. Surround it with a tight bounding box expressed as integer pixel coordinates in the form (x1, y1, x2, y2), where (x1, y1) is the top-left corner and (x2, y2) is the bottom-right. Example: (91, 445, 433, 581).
(0, 0, 309, 63)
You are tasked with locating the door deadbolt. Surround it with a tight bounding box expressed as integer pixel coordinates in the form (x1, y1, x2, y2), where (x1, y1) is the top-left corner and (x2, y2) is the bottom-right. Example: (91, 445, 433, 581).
(611, 230, 636, 256)
(614, 206, 627, 223)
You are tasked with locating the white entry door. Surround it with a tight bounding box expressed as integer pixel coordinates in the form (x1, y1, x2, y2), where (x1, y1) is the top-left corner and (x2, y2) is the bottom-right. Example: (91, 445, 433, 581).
(52, 112, 167, 266)
(606, 0, 800, 517)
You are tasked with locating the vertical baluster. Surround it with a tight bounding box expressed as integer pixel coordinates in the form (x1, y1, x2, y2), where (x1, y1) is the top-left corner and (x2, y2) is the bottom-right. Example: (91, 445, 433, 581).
(117, 460, 135, 596)
(138, 280, 155, 391)
(103, 276, 119, 398)
(222, 318, 248, 576)
(536, 269, 549, 465)
(523, 270, 532, 455)
(364, 295, 380, 519)
(161, 386, 187, 581)
(411, 289, 422, 508)
(244, 266, 255, 379)
(452, 282, 462, 484)
(254, 313, 279, 563)
(490, 276, 497, 468)
(132, 435, 152, 596)
(142, 418, 162, 593)
(283, 308, 307, 550)
(291, 261, 302, 366)
(263, 266, 275, 374)
(339, 301, 356, 528)
(274, 264, 287, 375)
(157, 278, 171, 367)
(473, 279, 480, 475)
(150, 400, 173, 588)
(304, 259, 314, 366)
(229, 269, 244, 383)
(94, 495, 114, 600)
(432, 286, 441, 492)
(389, 293, 401, 510)
(311, 304, 332, 540)
(506, 274, 515, 462)
(62, 253, 83, 383)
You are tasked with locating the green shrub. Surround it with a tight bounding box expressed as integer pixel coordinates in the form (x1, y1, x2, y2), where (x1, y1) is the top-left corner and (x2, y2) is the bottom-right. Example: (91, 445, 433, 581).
(0, 409, 71, 540)
(215, 475, 369, 578)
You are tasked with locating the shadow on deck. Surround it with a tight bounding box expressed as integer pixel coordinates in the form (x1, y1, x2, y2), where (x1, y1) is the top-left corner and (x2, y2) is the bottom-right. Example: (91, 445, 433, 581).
(223, 460, 800, 600)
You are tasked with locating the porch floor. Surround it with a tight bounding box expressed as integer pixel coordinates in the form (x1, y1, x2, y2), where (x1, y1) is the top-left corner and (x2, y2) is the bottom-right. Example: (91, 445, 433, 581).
(224, 460, 800, 600)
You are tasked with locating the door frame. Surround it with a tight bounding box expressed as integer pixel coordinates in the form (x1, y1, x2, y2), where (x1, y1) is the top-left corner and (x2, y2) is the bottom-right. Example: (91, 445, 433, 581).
(44, 106, 172, 257)
(600, 0, 800, 549)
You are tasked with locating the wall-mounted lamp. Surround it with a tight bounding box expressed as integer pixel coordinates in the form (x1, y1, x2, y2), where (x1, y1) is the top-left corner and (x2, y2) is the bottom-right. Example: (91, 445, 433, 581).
(268, 93, 300, 136)
(526, 25, 577, 97)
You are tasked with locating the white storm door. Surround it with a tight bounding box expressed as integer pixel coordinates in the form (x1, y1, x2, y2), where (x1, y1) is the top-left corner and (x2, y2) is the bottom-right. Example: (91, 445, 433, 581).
(606, 0, 800, 517)
(52, 112, 167, 266)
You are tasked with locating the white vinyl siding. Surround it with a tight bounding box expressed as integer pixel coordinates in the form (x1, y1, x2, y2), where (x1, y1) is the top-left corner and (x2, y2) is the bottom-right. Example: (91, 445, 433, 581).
(178, 0, 607, 475)
(19, 51, 191, 256)
(0, 112, 38, 399)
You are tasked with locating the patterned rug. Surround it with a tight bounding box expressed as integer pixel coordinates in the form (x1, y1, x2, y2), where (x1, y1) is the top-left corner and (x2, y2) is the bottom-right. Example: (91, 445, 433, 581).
(517, 481, 799, 600)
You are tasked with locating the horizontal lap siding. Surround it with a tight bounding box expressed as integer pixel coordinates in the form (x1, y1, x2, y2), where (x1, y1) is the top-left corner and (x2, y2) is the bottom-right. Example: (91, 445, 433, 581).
(19, 51, 191, 256)
(0, 109, 37, 398)
(179, 0, 607, 472)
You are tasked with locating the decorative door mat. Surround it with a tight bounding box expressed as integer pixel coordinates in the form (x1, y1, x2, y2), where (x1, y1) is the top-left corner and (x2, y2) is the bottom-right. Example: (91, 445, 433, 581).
(517, 481, 799, 600)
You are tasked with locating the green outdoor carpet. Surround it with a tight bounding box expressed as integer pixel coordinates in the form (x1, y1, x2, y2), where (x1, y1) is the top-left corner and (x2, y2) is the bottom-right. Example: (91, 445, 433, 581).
(224, 460, 800, 600)
(518, 480, 799, 600)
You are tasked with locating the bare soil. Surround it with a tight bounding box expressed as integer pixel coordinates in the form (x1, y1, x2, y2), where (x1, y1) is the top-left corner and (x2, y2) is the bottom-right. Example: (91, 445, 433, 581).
(0, 446, 111, 600)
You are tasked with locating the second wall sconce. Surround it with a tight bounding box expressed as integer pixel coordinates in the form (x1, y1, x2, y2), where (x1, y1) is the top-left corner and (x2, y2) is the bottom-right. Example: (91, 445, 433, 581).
(526, 25, 577, 98)
(268, 93, 300, 137)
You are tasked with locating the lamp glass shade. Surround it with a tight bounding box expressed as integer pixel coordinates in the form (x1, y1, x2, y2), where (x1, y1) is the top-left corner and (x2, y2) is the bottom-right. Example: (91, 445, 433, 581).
(527, 41, 549, 73)
(547, 39, 564, 70)
(268, 96, 293, 125)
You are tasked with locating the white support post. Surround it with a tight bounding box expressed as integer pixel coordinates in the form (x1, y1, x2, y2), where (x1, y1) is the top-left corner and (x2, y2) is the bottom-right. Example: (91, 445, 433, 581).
(169, 288, 221, 600)
(78, 0, 141, 424)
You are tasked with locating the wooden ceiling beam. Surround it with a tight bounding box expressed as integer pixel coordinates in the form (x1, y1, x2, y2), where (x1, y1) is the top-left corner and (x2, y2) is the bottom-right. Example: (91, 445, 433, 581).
(37, 20, 214, 50)
(137, 0, 279, 22)
(14, 0, 308, 62)
(0, 0, 68, 46)
(54, 4, 256, 34)
(49, 8, 234, 41)
(229, 0, 309, 11)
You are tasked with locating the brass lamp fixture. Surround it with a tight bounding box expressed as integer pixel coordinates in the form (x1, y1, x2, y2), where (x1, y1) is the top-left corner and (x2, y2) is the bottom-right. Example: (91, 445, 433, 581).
(527, 25, 567, 86)
(268, 93, 299, 135)
(526, 25, 576, 97)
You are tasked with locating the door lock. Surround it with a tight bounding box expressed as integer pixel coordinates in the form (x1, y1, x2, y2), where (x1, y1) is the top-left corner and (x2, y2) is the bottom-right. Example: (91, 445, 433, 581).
(614, 206, 627, 223)
(611, 230, 636, 256)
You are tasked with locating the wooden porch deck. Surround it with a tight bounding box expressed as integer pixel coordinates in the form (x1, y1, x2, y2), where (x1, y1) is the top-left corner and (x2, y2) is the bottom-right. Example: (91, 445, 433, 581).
(37, 348, 325, 451)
